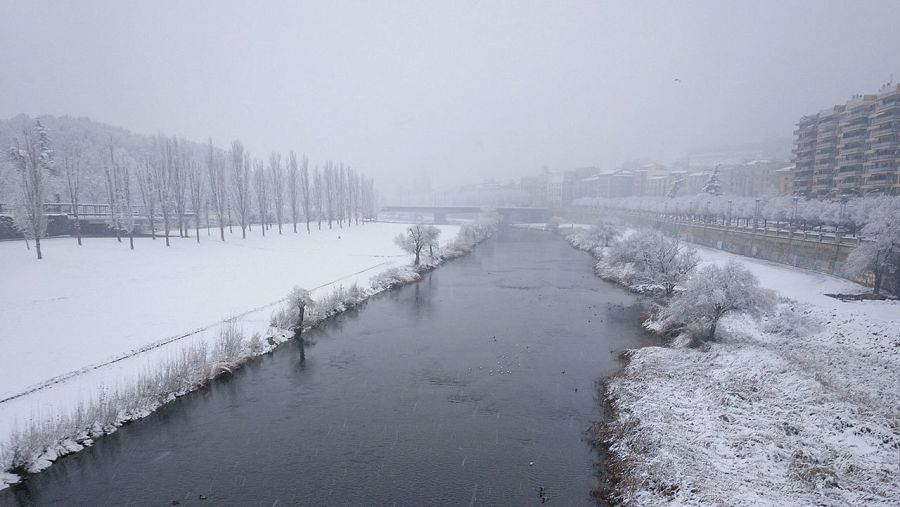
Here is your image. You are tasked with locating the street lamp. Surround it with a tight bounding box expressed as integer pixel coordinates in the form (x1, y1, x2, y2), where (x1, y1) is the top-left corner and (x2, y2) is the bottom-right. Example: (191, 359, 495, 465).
(838, 194, 848, 235)
(791, 195, 799, 232)
(754, 198, 761, 230)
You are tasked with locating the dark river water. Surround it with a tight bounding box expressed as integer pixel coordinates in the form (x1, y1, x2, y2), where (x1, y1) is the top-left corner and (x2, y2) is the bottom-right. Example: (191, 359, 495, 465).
(2, 227, 650, 506)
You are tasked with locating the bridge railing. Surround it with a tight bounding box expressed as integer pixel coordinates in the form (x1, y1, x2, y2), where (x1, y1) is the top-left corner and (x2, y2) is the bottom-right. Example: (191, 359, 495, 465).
(0, 202, 195, 218)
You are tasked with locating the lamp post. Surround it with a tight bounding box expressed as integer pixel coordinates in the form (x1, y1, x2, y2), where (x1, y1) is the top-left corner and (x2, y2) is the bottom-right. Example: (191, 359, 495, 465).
(838, 194, 848, 235)
(791, 195, 799, 232)
(754, 198, 761, 230)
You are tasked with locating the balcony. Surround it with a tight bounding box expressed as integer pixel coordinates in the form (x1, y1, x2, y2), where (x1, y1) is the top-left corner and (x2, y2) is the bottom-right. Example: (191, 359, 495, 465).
(866, 139, 897, 151)
(841, 124, 868, 136)
(869, 151, 897, 162)
(866, 164, 898, 175)
(874, 101, 900, 114)
(870, 113, 899, 127)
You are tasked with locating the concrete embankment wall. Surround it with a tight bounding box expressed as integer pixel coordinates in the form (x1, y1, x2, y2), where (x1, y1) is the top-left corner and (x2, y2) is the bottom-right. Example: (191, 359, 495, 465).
(562, 208, 872, 288)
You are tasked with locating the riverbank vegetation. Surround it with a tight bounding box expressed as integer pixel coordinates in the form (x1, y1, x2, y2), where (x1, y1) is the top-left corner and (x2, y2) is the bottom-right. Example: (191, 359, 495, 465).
(0, 215, 499, 490)
(556, 219, 900, 505)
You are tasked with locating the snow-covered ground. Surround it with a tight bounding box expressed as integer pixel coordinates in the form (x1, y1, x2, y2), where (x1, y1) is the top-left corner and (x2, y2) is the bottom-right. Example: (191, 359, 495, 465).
(601, 240, 900, 505)
(0, 223, 458, 443)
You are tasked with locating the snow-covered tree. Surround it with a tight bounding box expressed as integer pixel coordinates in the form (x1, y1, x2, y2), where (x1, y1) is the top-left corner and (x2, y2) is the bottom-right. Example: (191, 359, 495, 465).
(657, 261, 776, 345)
(424, 224, 441, 260)
(702, 166, 722, 196)
(844, 203, 900, 295)
(667, 177, 684, 199)
(269, 152, 285, 234)
(609, 230, 698, 297)
(7, 119, 52, 259)
(229, 140, 250, 239)
(287, 286, 314, 335)
(586, 217, 621, 247)
(394, 222, 431, 265)
(252, 159, 269, 236)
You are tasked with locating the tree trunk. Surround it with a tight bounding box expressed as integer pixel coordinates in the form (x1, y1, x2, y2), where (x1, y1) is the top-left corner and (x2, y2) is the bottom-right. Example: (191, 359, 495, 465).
(293, 304, 306, 340)
(129, 231, 134, 250)
(414, 249, 420, 266)
(35, 237, 42, 260)
(241, 225, 246, 239)
(708, 320, 718, 342)
(73, 213, 82, 246)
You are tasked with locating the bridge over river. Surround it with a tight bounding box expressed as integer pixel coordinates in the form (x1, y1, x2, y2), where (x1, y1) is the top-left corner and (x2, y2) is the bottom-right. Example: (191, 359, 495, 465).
(379, 205, 551, 224)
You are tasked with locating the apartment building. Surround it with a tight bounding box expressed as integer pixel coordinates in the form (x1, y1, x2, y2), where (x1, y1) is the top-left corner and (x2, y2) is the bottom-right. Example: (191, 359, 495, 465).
(793, 84, 900, 197)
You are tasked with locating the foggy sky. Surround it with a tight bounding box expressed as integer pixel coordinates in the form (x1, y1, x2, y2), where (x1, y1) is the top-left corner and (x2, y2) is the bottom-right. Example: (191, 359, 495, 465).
(2, 0, 899, 186)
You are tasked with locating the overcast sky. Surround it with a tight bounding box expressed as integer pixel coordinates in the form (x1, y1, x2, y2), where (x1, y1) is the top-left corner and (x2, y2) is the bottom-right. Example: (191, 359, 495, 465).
(2, 0, 899, 186)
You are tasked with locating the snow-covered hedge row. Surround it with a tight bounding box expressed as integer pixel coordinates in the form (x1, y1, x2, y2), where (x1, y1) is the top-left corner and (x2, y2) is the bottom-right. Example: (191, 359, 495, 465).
(0, 217, 500, 490)
(573, 194, 900, 232)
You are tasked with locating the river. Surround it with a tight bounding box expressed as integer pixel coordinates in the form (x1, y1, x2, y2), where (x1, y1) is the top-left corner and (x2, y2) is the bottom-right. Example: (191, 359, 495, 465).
(1, 227, 651, 506)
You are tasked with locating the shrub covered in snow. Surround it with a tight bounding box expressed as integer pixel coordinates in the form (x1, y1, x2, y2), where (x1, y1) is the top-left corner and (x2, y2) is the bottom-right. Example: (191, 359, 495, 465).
(763, 300, 821, 339)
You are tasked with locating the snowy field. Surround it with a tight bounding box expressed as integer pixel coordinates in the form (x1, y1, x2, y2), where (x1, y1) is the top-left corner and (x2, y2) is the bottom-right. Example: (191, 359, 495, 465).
(0, 223, 458, 441)
(603, 240, 900, 504)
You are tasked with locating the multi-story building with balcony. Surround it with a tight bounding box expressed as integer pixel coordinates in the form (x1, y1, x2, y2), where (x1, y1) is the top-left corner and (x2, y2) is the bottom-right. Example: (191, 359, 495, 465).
(792, 84, 900, 197)
(864, 85, 900, 196)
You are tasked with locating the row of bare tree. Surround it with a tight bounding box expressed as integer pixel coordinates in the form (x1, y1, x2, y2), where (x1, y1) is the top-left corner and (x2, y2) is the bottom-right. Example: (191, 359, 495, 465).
(5, 120, 377, 259)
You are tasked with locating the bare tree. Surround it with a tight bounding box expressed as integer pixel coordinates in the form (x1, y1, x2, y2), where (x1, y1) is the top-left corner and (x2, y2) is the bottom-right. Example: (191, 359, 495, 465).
(187, 159, 205, 243)
(244, 156, 253, 233)
(337, 164, 346, 227)
(269, 152, 285, 234)
(324, 163, 335, 229)
(287, 151, 299, 233)
(206, 138, 227, 242)
(152, 135, 175, 247)
(253, 159, 269, 236)
(229, 140, 250, 239)
(137, 159, 157, 240)
(299, 155, 311, 233)
(172, 138, 189, 238)
(313, 165, 323, 230)
(120, 163, 136, 250)
(7, 119, 52, 259)
(395, 222, 432, 265)
(64, 150, 83, 245)
(105, 142, 123, 243)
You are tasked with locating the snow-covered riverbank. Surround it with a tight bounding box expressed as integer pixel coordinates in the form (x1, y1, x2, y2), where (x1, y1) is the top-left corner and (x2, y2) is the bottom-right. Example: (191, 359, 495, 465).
(1, 222, 474, 489)
(561, 224, 900, 505)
